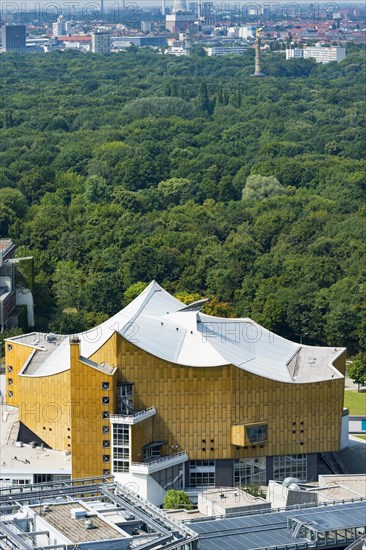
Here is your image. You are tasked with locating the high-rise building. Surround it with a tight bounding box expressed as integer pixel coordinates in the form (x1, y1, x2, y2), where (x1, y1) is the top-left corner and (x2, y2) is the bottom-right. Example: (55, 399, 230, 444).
(91, 31, 111, 53)
(52, 15, 65, 37)
(2, 25, 26, 52)
(5, 282, 347, 506)
(166, 0, 196, 32)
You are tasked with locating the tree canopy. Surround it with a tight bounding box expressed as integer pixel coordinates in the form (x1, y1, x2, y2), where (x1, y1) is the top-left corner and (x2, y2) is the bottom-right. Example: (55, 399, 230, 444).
(1, 47, 365, 353)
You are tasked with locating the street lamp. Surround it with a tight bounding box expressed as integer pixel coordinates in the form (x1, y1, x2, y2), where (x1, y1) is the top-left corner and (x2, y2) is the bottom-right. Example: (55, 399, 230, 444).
(300, 333, 308, 345)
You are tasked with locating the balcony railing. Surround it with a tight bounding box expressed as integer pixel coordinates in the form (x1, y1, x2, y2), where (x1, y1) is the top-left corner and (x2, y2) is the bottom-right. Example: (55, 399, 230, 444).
(110, 406, 156, 425)
(131, 451, 188, 475)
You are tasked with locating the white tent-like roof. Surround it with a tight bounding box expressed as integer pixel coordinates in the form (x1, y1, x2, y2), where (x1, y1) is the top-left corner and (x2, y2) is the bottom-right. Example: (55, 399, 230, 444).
(9, 281, 345, 384)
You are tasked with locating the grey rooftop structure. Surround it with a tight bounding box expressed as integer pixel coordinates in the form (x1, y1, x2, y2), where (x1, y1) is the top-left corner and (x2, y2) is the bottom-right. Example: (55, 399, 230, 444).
(0, 477, 199, 550)
(188, 501, 366, 549)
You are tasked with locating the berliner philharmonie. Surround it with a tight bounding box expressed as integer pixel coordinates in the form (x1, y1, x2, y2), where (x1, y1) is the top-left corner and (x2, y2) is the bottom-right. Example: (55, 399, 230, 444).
(4, 281, 347, 505)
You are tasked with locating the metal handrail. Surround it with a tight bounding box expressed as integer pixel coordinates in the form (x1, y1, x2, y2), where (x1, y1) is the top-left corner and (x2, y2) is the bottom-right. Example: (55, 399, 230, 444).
(110, 406, 156, 420)
(131, 451, 188, 468)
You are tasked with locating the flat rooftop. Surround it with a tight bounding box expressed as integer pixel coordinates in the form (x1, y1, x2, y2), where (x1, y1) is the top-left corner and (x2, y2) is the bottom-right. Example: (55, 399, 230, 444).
(0, 400, 71, 477)
(317, 474, 366, 502)
(31, 502, 126, 543)
(199, 487, 268, 510)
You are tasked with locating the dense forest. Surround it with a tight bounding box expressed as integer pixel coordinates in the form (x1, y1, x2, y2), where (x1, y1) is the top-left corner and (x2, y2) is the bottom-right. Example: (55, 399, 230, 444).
(0, 46, 365, 353)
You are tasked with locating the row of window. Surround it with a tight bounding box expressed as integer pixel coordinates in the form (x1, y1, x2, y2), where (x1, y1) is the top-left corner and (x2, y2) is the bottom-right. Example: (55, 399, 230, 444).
(188, 455, 308, 489)
(190, 472, 215, 488)
(113, 424, 130, 474)
(5, 394, 115, 413)
(6, 373, 110, 390)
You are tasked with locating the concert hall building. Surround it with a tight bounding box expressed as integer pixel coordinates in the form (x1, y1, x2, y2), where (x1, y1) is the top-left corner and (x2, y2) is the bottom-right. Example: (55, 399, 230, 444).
(4, 281, 347, 505)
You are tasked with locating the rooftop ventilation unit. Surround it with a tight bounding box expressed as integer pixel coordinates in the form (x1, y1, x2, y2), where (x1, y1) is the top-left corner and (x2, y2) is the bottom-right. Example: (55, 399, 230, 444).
(70, 508, 87, 519)
(85, 518, 97, 530)
(283, 477, 300, 487)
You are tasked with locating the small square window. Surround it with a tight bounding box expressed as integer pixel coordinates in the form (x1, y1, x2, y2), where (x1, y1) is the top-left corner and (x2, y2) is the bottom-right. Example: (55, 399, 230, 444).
(102, 426, 110, 434)
(103, 469, 110, 475)
(102, 411, 110, 419)
(103, 455, 110, 462)
(103, 440, 110, 448)
(7, 344, 12, 351)
(8, 378, 13, 385)
(7, 366, 13, 373)
(102, 382, 110, 390)
(8, 391, 13, 397)
(102, 397, 110, 405)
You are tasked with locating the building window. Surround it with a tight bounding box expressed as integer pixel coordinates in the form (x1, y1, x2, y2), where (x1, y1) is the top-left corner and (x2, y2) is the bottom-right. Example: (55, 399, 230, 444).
(112, 424, 130, 473)
(7, 366, 13, 373)
(103, 469, 110, 475)
(113, 460, 129, 472)
(12, 479, 30, 486)
(8, 391, 13, 398)
(103, 455, 110, 462)
(273, 454, 307, 482)
(34, 474, 52, 484)
(143, 447, 161, 461)
(7, 344, 12, 351)
(103, 440, 110, 448)
(152, 464, 184, 491)
(246, 424, 267, 444)
(7, 378, 13, 385)
(102, 411, 110, 419)
(234, 457, 266, 487)
(189, 460, 215, 488)
(102, 426, 110, 434)
(102, 397, 110, 405)
(117, 383, 134, 414)
(102, 382, 110, 390)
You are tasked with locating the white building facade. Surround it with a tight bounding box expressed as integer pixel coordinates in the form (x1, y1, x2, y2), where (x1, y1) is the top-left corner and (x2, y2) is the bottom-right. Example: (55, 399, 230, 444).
(92, 32, 111, 54)
(286, 46, 346, 63)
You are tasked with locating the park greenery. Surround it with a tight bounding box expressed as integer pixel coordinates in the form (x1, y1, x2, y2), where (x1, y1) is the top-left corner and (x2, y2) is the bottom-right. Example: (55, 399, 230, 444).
(0, 46, 365, 353)
(163, 489, 193, 510)
(347, 353, 366, 390)
(344, 391, 366, 416)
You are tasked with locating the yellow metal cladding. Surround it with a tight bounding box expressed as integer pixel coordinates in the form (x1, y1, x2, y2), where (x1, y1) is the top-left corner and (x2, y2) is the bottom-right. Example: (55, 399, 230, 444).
(70, 339, 117, 479)
(131, 418, 154, 462)
(5, 341, 35, 407)
(5, 330, 346, 479)
(118, 336, 346, 461)
(89, 332, 118, 367)
(17, 370, 71, 451)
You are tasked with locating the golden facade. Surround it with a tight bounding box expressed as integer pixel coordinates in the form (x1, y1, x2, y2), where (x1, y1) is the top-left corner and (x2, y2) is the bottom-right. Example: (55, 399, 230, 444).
(4, 281, 346, 483)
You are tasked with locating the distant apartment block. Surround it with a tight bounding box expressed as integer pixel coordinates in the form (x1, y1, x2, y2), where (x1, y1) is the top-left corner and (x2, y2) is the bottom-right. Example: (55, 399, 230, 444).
(205, 46, 247, 56)
(286, 46, 346, 63)
(285, 47, 304, 59)
(2, 25, 26, 52)
(91, 31, 111, 53)
(112, 36, 167, 50)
